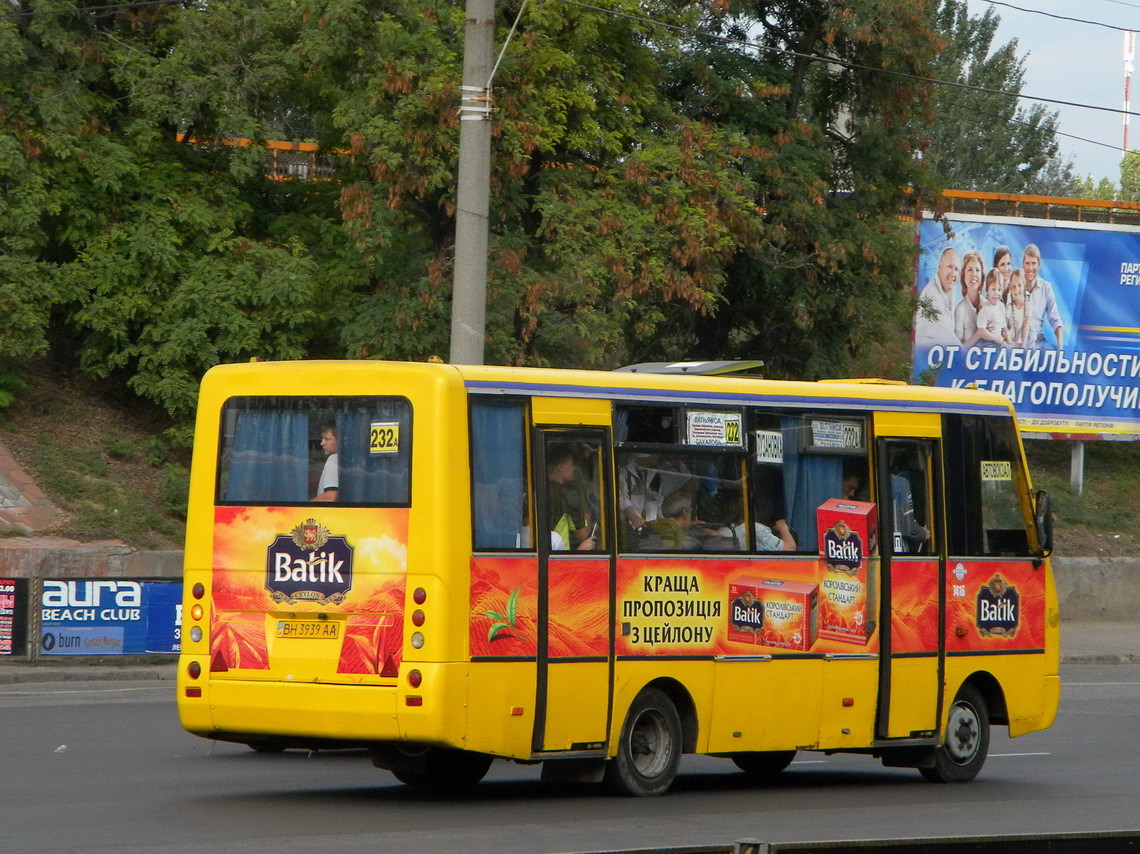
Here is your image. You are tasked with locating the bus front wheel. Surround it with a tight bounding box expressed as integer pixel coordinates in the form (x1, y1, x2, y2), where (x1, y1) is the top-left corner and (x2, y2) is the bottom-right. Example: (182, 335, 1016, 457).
(605, 688, 682, 797)
(920, 684, 990, 783)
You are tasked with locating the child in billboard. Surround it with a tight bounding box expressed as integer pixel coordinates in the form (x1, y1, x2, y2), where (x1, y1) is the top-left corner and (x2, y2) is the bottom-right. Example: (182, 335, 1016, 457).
(975, 270, 1007, 346)
(1004, 269, 1029, 347)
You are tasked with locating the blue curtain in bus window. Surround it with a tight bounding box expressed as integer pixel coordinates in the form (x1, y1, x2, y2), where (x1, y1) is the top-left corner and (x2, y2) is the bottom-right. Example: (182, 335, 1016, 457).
(336, 403, 411, 504)
(225, 409, 308, 503)
(470, 401, 526, 549)
(781, 417, 842, 549)
(615, 408, 629, 444)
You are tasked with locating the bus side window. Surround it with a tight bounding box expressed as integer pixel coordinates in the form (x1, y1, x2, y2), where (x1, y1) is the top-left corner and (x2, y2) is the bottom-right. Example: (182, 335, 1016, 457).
(885, 443, 932, 555)
(545, 441, 604, 552)
(943, 414, 1031, 557)
(470, 398, 529, 550)
(747, 459, 794, 552)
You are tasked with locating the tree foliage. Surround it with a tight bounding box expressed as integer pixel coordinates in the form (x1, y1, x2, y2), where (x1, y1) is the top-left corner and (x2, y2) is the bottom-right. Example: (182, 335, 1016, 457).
(923, 0, 1075, 195)
(0, 0, 950, 426)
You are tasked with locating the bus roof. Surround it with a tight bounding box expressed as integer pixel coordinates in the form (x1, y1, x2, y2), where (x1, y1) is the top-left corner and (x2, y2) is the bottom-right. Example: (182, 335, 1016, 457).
(203, 360, 1016, 419)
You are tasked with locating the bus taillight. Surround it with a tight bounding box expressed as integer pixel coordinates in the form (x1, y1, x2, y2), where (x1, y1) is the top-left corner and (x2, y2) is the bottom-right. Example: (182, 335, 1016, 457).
(408, 670, 422, 688)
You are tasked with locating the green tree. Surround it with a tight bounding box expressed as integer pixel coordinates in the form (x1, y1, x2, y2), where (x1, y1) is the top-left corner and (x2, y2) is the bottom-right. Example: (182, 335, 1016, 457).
(1, 0, 950, 429)
(625, 0, 943, 378)
(1072, 174, 1117, 200)
(1119, 151, 1140, 202)
(923, 0, 1074, 195)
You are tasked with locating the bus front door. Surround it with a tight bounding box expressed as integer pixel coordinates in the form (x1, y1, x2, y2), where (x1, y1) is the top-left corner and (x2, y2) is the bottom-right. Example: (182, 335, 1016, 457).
(533, 429, 614, 754)
(876, 437, 944, 740)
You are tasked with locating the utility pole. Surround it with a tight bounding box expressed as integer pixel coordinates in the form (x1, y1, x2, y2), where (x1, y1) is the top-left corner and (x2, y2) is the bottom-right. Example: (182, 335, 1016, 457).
(449, 0, 495, 365)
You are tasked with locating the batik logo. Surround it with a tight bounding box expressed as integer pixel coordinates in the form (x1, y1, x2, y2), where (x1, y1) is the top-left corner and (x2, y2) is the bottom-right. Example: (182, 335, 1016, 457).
(976, 573, 1019, 638)
(823, 520, 863, 575)
(265, 519, 354, 605)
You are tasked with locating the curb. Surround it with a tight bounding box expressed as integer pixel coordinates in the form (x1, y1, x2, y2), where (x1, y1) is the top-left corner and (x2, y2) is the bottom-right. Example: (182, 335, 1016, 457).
(0, 665, 177, 685)
(1061, 653, 1140, 665)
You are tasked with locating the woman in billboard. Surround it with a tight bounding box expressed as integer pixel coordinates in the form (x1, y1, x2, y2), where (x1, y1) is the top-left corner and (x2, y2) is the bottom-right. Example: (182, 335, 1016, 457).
(993, 245, 1013, 289)
(954, 250, 987, 348)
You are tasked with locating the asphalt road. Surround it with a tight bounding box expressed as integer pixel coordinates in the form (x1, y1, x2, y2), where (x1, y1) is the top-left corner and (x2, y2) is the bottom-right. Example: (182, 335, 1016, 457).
(1, 665, 1137, 854)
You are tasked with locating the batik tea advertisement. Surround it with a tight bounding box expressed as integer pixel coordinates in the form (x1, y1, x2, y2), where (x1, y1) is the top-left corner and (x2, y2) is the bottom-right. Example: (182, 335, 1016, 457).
(210, 506, 408, 676)
(816, 499, 878, 645)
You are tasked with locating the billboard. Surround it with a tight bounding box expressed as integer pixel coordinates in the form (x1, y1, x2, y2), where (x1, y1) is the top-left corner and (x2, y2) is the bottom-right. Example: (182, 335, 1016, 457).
(1, 578, 29, 656)
(39, 579, 181, 656)
(912, 212, 1140, 438)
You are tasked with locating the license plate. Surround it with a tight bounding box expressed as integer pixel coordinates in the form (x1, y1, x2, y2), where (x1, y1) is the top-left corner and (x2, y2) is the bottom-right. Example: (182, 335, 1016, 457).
(276, 620, 340, 639)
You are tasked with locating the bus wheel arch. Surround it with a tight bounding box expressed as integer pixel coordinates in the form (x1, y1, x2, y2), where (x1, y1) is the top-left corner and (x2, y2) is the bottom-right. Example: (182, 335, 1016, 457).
(961, 670, 1008, 726)
(605, 685, 686, 797)
(643, 677, 698, 753)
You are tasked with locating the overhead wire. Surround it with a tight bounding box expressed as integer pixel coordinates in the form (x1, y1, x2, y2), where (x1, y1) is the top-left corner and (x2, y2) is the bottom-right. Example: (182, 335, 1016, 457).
(981, 0, 1137, 33)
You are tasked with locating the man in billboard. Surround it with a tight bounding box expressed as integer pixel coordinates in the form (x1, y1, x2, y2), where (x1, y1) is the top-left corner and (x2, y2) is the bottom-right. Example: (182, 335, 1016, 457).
(1023, 244, 1064, 349)
(915, 247, 960, 348)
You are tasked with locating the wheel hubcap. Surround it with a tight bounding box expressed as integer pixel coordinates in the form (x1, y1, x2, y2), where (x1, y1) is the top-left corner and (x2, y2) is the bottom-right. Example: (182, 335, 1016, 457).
(946, 701, 980, 764)
(628, 709, 671, 778)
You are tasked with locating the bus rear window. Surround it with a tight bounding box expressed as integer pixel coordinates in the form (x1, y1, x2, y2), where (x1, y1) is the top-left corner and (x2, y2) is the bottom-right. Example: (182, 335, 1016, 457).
(217, 396, 412, 506)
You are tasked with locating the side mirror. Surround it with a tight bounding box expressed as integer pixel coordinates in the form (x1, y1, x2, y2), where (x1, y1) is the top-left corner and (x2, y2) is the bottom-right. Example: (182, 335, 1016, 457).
(1033, 489, 1054, 558)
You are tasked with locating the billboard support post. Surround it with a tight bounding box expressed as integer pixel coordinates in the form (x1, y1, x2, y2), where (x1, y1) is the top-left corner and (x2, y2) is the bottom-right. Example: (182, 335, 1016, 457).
(1070, 441, 1085, 496)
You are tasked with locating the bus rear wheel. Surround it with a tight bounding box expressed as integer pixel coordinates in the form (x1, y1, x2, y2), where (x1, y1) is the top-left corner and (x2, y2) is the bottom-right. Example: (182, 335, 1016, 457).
(605, 688, 682, 797)
(920, 684, 989, 783)
(381, 747, 492, 790)
(731, 750, 796, 780)
(246, 741, 287, 754)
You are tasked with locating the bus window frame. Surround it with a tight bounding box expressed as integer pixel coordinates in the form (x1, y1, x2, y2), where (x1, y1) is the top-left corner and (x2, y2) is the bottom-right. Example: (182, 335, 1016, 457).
(468, 395, 533, 553)
(214, 393, 414, 509)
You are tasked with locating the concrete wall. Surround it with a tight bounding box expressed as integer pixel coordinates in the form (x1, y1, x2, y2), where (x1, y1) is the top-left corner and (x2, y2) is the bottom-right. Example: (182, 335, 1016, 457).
(0, 539, 182, 580)
(1053, 556, 1138, 621)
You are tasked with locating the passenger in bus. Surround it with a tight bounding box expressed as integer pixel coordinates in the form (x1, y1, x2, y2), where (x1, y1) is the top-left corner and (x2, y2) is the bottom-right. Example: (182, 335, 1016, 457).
(649, 456, 698, 504)
(618, 453, 664, 533)
(546, 447, 597, 550)
(644, 494, 702, 551)
(311, 422, 339, 503)
(717, 495, 795, 552)
(842, 464, 869, 502)
(891, 469, 930, 554)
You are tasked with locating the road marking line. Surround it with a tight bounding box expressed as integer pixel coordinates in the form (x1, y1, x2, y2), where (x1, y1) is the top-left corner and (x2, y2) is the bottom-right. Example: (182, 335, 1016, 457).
(990, 752, 1051, 758)
(0, 686, 166, 697)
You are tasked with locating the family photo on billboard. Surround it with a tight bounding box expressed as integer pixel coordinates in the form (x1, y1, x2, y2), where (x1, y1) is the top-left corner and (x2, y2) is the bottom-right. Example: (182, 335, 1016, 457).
(912, 215, 1140, 437)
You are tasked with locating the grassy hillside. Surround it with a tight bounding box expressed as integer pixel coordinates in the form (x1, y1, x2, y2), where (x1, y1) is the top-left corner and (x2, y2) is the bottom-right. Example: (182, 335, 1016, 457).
(0, 364, 1134, 556)
(1023, 440, 1140, 557)
(0, 363, 187, 549)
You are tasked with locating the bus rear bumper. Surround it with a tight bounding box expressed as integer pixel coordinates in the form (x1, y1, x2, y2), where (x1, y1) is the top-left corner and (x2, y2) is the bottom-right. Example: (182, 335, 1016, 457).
(179, 677, 400, 745)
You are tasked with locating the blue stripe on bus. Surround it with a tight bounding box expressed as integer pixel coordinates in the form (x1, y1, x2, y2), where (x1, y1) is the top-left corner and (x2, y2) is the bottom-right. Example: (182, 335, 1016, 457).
(463, 379, 1009, 416)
